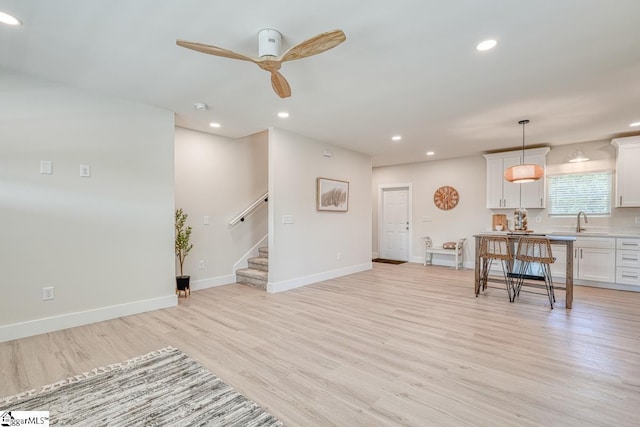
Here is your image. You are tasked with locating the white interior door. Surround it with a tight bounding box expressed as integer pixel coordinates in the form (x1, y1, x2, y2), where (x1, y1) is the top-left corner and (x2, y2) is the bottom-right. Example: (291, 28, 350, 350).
(381, 188, 410, 261)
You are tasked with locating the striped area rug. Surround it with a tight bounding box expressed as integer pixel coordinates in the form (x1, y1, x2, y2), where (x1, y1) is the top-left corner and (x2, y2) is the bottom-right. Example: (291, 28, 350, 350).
(1, 347, 283, 426)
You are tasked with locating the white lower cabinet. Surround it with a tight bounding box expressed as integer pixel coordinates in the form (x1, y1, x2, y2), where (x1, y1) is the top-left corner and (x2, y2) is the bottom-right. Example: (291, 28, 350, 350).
(578, 245, 616, 282)
(550, 244, 572, 279)
(616, 238, 640, 286)
(550, 238, 615, 283)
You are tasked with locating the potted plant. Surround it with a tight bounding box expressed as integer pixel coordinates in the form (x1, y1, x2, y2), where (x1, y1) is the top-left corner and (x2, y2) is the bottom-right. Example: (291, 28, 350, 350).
(175, 208, 193, 295)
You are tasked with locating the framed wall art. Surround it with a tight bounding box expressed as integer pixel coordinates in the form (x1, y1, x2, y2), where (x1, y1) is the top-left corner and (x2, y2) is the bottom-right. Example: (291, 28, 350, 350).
(317, 177, 349, 212)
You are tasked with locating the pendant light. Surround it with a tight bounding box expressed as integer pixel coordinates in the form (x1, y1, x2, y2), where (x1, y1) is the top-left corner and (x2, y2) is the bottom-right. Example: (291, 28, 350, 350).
(568, 148, 589, 163)
(504, 119, 544, 183)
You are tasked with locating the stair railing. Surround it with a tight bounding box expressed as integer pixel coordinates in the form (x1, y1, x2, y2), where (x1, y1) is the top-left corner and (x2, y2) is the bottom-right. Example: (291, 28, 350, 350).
(229, 192, 268, 226)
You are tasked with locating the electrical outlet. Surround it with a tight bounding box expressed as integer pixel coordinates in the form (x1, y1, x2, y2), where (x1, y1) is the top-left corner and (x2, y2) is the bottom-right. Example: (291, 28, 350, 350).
(535, 215, 542, 223)
(42, 286, 54, 300)
(199, 260, 205, 269)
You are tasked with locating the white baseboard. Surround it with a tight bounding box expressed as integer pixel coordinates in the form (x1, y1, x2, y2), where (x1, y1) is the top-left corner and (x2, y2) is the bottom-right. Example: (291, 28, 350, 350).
(267, 262, 372, 293)
(0, 294, 177, 343)
(191, 274, 236, 290)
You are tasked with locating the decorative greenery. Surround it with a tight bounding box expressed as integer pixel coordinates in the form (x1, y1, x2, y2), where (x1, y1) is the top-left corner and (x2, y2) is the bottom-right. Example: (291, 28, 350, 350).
(175, 208, 193, 277)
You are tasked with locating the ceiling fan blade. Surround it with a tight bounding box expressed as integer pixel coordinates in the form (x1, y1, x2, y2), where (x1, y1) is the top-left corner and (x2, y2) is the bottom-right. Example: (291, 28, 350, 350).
(270, 71, 291, 98)
(176, 40, 257, 63)
(280, 29, 346, 62)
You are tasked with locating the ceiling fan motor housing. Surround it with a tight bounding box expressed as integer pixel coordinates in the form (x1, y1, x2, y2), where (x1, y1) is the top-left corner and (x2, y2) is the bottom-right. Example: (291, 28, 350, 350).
(258, 29, 282, 57)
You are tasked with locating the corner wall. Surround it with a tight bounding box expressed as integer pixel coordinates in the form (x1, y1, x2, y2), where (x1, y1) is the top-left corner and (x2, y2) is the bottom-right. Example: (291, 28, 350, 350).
(268, 128, 372, 292)
(0, 70, 176, 342)
(174, 128, 268, 288)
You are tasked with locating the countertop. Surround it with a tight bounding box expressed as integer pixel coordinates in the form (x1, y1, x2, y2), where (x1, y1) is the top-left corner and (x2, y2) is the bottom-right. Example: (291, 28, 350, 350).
(474, 232, 576, 242)
(481, 231, 640, 238)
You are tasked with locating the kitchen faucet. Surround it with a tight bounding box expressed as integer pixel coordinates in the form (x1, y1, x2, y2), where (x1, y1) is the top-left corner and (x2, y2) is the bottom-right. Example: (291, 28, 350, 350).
(576, 211, 588, 233)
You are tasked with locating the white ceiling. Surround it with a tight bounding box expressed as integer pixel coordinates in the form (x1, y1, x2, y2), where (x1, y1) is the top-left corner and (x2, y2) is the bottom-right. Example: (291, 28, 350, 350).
(2, 0, 640, 167)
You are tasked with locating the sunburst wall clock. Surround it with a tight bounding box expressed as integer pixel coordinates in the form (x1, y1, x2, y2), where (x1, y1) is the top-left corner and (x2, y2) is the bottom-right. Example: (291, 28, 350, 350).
(434, 186, 459, 210)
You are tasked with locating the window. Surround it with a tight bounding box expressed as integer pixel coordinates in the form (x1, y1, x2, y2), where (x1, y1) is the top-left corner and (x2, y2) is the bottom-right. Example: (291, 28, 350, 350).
(547, 171, 612, 216)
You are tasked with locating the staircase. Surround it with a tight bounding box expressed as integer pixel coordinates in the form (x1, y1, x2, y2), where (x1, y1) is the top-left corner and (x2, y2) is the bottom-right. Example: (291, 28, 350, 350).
(236, 246, 268, 290)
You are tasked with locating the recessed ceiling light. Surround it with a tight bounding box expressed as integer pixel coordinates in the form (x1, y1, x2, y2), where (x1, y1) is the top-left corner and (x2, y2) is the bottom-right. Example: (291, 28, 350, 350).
(0, 11, 22, 26)
(476, 39, 497, 51)
(194, 102, 208, 111)
(209, 122, 221, 128)
(630, 121, 640, 127)
(277, 112, 289, 118)
(426, 151, 435, 156)
(391, 135, 402, 141)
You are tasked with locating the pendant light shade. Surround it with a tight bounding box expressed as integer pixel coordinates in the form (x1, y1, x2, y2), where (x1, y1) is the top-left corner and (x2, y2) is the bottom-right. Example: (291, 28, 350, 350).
(504, 119, 544, 183)
(503, 163, 544, 183)
(568, 149, 589, 163)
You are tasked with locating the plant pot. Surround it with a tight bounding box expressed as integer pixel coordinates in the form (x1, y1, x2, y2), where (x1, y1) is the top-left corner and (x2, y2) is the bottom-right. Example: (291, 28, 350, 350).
(176, 275, 190, 296)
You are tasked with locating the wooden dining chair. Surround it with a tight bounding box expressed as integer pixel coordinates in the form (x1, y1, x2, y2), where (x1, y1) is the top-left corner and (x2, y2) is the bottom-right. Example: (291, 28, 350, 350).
(513, 237, 556, 309)
(477, 235, 515, 301)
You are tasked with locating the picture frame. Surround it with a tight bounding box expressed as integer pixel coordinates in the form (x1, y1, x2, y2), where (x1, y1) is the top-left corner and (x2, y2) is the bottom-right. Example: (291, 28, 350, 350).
(316, 177, 349, 212)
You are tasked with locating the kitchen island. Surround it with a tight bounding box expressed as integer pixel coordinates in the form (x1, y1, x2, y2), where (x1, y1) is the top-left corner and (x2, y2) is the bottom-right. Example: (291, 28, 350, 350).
(474, 233, 576, 308)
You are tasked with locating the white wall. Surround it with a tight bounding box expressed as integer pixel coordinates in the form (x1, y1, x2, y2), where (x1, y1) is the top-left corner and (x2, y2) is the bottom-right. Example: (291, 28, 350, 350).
(372, 139, 640, 268)
(0, 70, 176, 342)
(268, 128, 372, 292)
(372, 155, 488, 267)
(174, 128, 268, 288)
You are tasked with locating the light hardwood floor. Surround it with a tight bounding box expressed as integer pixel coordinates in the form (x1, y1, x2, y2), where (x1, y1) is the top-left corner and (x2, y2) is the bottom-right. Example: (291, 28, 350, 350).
(2, 263, 640, 426)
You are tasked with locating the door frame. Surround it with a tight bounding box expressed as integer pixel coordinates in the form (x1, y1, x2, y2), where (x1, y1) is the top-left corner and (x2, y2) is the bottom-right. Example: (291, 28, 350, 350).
(377, 183, 413, 261)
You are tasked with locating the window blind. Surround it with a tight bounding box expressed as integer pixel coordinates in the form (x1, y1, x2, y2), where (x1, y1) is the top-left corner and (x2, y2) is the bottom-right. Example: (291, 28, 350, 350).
(547, 171, 611, 216)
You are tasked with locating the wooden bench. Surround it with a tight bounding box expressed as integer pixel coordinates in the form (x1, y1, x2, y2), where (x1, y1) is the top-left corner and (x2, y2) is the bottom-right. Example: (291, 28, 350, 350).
(422, 237, 466, 270)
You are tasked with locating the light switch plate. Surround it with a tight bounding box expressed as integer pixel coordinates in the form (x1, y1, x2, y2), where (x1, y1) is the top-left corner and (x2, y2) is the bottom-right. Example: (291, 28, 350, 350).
(282, 215, 294, 224)
(80, 164, 91, 177)
(40, 160, 53, 174)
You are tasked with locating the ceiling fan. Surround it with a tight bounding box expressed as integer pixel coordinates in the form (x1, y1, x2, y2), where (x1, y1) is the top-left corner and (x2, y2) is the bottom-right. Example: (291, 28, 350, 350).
(176, 29, 346, 98)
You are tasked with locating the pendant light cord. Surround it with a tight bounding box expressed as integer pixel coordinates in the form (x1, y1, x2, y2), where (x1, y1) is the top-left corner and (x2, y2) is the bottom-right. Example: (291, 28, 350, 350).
(519, 119, 529, 165)
(518, 119, 530, 209)
(521, 122, 525, 164)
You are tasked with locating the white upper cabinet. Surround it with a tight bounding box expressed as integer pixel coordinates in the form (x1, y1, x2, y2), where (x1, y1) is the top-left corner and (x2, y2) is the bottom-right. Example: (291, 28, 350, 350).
(483, 147, 550, 209)
(612, 136, 640, 207)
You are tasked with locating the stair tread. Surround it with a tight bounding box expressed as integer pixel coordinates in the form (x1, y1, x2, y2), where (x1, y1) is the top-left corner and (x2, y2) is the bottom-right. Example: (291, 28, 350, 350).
(236, 268, 268, 279)
(237, 247, 269, 290)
